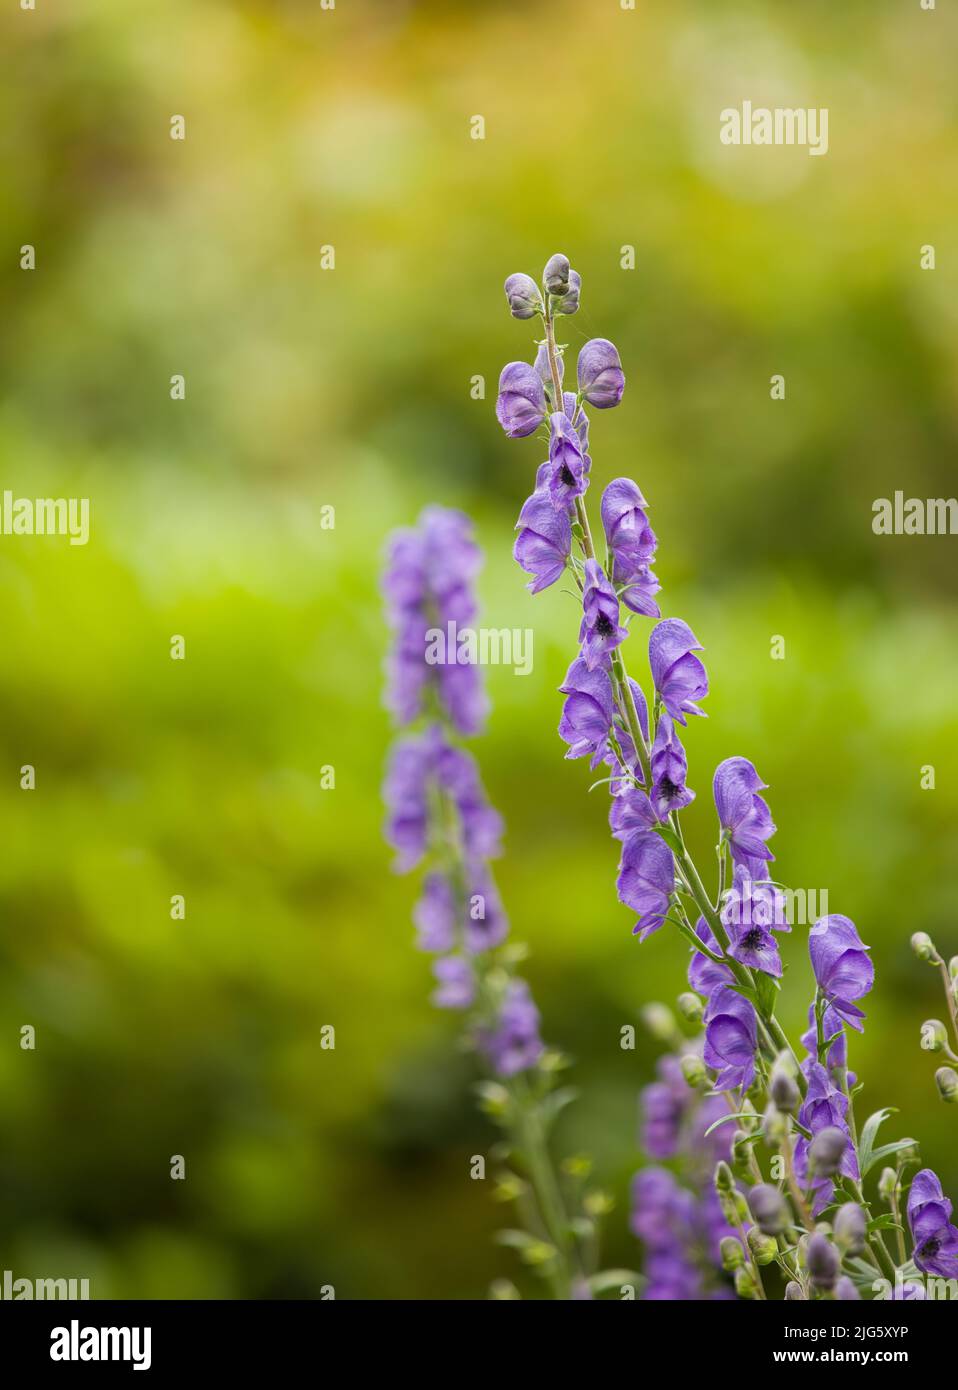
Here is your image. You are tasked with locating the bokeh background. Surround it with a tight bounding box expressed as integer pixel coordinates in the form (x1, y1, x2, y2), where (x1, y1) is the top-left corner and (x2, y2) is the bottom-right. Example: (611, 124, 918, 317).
(1, 0, 957, 1299)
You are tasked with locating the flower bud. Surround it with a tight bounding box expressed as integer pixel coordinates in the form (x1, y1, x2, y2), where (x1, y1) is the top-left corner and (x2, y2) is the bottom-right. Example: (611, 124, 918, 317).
(921, 1018, 948, 1052)
(806, 1232, 839, 1291)
(677, 991, 704, 1024)
(808, 1125, 848, 1179)
(577, 338, 625, 409)
(878, 1168, 898, 1203)
(835, 1274, 862, 1301)
(680, 1053, 707, 1088)
(720, 1235, 745, 1272)
(552, 270, 580, 316)
(769, 1065, 800, 1115)
(935, 1065, 958, 1103)
(731, 1130, 753, 1181)
(748, 1183, 788, 1237)
(949, 955, 958, 981)
(911, 931, 937, 963)
(503, 272, 542, 320)
(762, 1101, 788, 1146)
(833, 1202, 867, 1256)
(543, 253, 571, 297)
(734, 1266, 759, 1300)
(640, 1002, 675, 1041)
(747, 1225, 778, 1266)
(785, 1280, 806, 1300)
(714, 1160, 735, 1194)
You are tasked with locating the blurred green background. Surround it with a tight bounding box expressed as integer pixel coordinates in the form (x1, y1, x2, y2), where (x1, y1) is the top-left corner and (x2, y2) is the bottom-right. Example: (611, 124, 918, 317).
(1, 0, 957, 1299)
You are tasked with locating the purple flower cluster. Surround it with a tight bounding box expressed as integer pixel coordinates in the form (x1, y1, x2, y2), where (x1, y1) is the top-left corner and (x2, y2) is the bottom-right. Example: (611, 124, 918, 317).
(382, 506, 488, 735)
(908, 1169, 958, 1278)
(631, 1168, 703, 1299)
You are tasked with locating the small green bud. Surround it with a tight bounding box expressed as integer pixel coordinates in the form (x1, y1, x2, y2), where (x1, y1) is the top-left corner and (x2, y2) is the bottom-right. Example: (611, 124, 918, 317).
(720, 1235, 745, 1272)
(640, 1002, 675, 1041)
(583, 1190, 614, 1217)
(680, 1053, 708, 1088)
(493, 1174, 526, 1203)
(489, 1279, 521, 1300)
(878, 1167, 898, 1203)
(920, 1019, 948, 1053)
(948, 955, 958, 982)
(911, 931, 937, 963)
(747, 1225, 778, 1266)
(561, 1154, 592, 1180)
(785, 1280, 806, 1300)
(731, 1130, 753, 1181)
(762, 1101, 788, 1146)
(475, 1081, 511, 1119)
(935, 1065, 958, 1104)
(677, 991, 704, 1024)
(520, 1240, 557, 1267)
(714, 1160, 735, 1194)
(833, 1202, 867, 1256)
(734, 1266, 759, 1300)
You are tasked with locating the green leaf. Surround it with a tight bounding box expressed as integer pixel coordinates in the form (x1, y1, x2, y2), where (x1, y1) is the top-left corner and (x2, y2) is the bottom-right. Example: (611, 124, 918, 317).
(858, 1106, 897, 1176)
(864, 1138, 918, 1176)
(702, 1111, 754, 1138)
(538, 1086, 579, 1132)
(652, 824, 683, 855)
(589, 1269, 643, 1296)
(867, 1214, 905, 1235)
(753, 969, 780, 1018)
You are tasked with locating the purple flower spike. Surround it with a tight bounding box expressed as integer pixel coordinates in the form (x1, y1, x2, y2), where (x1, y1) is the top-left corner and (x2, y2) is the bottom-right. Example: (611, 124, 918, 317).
(547, 411, 588, 509)
(579, 559, 628, 670)
(431, 955, 475, 1010)
(382, 733, 432, 871)
(503, 272, 542, 320)
(495, 361, 547, 438)
(616, 829, 675, 940)
(808, 915, 875, 1030)
(688, 917, 733, 997)
(413, 871, 457, 952)
(908, 1169, 958, 1279)
(558, 656, 615, 767)
(649, 713, 695, 820)
(480, 980, 544, 1077)
(703, 985, 757, 1093)
(577, 338, 625, 408)
(513, 488, 572, 593)
(649, 619, 709, 725)
(713, 757, 776, 877)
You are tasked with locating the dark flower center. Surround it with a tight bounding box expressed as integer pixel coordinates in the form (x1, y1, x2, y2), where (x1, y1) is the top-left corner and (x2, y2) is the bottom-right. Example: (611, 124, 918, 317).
(920, 1238, 941, 1259)
(658, 776, 678, 803)
(561, 465, 575, 486)
(595, 612, 614, 637)
(742, 928, 765, 951)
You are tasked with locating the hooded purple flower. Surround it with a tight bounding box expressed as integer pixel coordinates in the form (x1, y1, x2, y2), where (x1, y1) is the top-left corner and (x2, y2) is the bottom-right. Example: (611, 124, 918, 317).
(431, 954, 475, 1009)
(712, 757, 776, 878)
(703, 985, 757, 1092)
(791, 1062, 858, 1211)
(907, 1169, 958, 1279)
(649, 714, 694, 820)
(413, 872, 457, 952)
(579, 560, 628, 670)
(577, 338, 625, 409)
(616, 830, 675, 940)
(495, 361, 546, 438)
(720, 866, 784, 978)
(649, 619, 708, 725)
(513, 488, 572, 593)
(688, 918, 733, 998)
(601, 478, 654, 559)
(558, 656, 615, 767)
(480, 980, 544, 1077)
(720, 863, 789, 936)
(619, 564, 662, 619)
(609, 785, 657, 841)
(808, 915, 874, 1030)
(547, 410, 588, 509)
(800, 1001, 848, 1072)
(503, 272, 542, 320)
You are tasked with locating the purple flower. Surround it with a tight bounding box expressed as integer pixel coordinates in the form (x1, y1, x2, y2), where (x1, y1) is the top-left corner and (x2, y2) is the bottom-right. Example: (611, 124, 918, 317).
(562, 391, 590, 452)
(703, 985, 757, 1092)
(463, 866, 509, 953)
(630, 1169, 702, 1300)
(641, 1056, 689, 1160)
(800, 1002, 848, 1071)
(413, 872, 457, 952)
(618, 564, 662, 619)
(503, 272, 542, 320)
(609, 785, 657, 841)
(649, 714, 694, 820)
(688, 917, 733, 997)
(649, 619, 708, 725)
(602, 677, 650, 794)
(616, 829, 675, 940)
(382, 733, 433, 871)
(547, 411, 588, 509)
(553, 269, 581, 316)
(577, 338, 625, 409)
(721, 867, 784, 978)
(433, 734, 504, 861)
(431, 955, 475, 1009)
(558, 656, 615, 766)
(495, 361, 547, 438)
(601, 478, 653, 558)
(808, 915, 874, 1030)
(907, 1169, 958, 1279)
(513, 488, 572, 593)
(712, 757, 776, 878)
(579, 559, 628, 670)
(792, 1062, 858, 1208)
(480, 980, 544, 1077)
(543, 252, 571, 296)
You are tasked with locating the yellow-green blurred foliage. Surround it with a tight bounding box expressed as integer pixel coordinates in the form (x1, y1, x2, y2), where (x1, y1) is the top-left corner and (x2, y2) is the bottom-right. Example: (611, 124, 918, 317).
(1, 0, 956, 1298)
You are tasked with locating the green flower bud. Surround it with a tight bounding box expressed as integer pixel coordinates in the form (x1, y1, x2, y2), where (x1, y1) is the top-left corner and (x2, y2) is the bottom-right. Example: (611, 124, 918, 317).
(714, 1160, 735, 1194)
(680, 1053, 708, 1088)
(677, 991, 704, 1024)
(833, 1202, 867, 1256)
(911, 931, 937, 963)
(878, 1167, 898, 1203)
(748, 1182, 788, 1236)
(731, 1130, 753, 1181)
(785, 1280, 806, 1300)
(734, 1266, 759, 1300)
(935, 1065, 958, 1104)
(747, 1225, 778, 1266)
(640, 1003, 675, 1042)
(921, 1018, 948, 1053)
(489, 1279, 521, 1300)
(949, 955, 958, 982)
(720, 1235, 745, 1272)
(762, 1101, 788, 1146)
